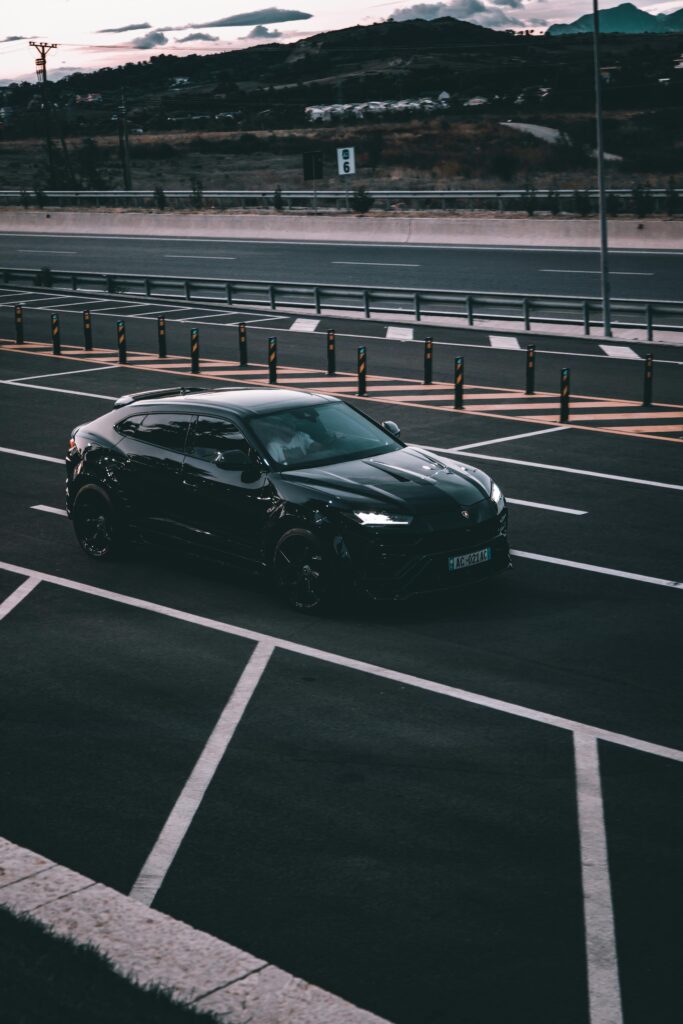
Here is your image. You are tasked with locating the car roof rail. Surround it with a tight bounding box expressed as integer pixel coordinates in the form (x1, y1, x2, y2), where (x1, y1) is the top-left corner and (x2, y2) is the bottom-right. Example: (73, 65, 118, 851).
(113, 386, 210, 409)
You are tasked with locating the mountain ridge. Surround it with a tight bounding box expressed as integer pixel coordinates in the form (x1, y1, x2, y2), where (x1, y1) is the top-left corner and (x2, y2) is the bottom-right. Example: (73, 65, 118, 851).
(547, 1, 683, 36)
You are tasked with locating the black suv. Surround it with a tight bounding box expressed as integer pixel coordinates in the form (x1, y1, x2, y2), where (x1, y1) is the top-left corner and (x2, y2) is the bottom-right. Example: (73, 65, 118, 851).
(66, 386, 510, 610)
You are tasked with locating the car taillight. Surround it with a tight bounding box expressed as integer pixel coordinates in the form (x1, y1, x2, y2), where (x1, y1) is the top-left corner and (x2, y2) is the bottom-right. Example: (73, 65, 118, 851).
(69, 437, 76, 451)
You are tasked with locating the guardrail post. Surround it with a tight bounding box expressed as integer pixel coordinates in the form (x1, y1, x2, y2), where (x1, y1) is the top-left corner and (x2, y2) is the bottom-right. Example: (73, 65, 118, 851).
(51, 313, 61, 355)
(116, 320, 127, 364)
(642, 353, 653, 407)
(358, 346, 367, 396)
(465, 295, 473, 326)
(269, 284, 276, 311)
(14, 304, 23, 344)
(583, 301, 591, 336)
(157, 316, 166, 358)
(523, 297, 530, 331)
(184, 280, 191, 301)
(646, 304, 653, 342)
(560, 368, 570, 422)
(364, 290, 370, 319)
(191, 328, 200, 374)
(225, 282, 232, 304)
(526, 344, 535, 395)
(145, 278, 151, 296)
(268, 337, 277, 384)
(239, 322, 248, 366)
(415, 293, 421, 322)
(454, 356, 464, 408)
(83, 309, 93, 351)
(106, 275, 114, 294)
(327, 329, 336, 376)
(314, 286, 321, 315)
(424, 337, 433, 385)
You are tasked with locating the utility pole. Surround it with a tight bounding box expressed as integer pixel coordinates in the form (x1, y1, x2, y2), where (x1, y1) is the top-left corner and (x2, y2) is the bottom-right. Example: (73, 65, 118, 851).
(29, 41, 58, 187)
(591, 1, 612, 338)
(118, 88, 133, 190)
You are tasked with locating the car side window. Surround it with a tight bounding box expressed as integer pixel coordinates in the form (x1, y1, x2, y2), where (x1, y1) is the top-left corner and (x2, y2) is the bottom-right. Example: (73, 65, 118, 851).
(116, 414, 146, 438)
(134, 413, 193, 453)
(187, 417, 250, 463)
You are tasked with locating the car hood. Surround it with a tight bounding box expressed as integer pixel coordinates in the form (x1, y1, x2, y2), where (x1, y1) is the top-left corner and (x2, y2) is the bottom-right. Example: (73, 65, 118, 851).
(279, 445, 490, 513)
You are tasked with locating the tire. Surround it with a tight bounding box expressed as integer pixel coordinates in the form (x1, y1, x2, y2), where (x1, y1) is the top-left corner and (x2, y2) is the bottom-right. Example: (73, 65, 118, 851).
(72, 487, 125, 560)
(273, 529, 334, 613)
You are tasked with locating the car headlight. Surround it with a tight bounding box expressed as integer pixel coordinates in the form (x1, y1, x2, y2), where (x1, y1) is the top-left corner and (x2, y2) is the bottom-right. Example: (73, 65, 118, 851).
(352, 510, 414, 526)
(490, 482, 505, 511)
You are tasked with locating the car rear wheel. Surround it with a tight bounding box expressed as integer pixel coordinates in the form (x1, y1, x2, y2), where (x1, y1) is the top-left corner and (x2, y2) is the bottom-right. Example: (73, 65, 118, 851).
(73, 488, 124, 560)
(273, 530, 333, 613)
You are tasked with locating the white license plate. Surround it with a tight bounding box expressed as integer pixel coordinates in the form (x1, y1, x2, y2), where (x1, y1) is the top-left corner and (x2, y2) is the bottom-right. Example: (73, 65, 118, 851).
(448, 546, 492, 572)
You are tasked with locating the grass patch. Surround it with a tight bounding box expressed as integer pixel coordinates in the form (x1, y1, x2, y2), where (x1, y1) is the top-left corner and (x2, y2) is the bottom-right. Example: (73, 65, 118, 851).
(0, 905, 218, 1024)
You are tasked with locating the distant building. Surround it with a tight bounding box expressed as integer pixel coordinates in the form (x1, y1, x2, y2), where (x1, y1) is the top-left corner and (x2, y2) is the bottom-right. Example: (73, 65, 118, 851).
(463, 97, 488, 107)
(305, 92, 449, 122)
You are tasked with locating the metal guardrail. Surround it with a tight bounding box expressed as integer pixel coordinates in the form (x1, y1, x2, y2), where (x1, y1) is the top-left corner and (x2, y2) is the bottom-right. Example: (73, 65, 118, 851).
(3, 266, 682, 339)
(1, 187, 680, 214)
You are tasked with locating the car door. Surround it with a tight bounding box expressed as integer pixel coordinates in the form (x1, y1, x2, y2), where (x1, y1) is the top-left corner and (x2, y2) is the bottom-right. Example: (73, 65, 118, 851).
(180, 415, 273, 563)
(114, 410, 193, 538)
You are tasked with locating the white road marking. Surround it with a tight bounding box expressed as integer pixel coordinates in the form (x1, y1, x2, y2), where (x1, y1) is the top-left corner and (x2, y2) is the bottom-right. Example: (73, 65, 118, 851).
(511, 549, 682, 589)
(164, 254, 237, 260)
(507, 498, 587, 515)
(489, 335, 521, 350)
(452, 426, 570, 450)
(18, 249, 78, 255)
(0, 558, 681, 767)
(129, 641, 275, 906)
(386, 326, 414, 341)
(574, 734, 624, 1024)
(0, 576, 41, 621)
(428, 447, 683, 492)
(0, 380, 115, 401)
(291, 318, 320, 332)
(8, 365, 121, 383)
(0, 446, 62, 464)
(599, 344, 640, 360)
(541, 269, 653, 277)
(31, 504, 67, 516)
(332, 261, 420, 267)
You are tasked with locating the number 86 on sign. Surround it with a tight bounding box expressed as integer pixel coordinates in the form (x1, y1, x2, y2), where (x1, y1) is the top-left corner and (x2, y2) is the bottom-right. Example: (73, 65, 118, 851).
(337, 146, 356, 175)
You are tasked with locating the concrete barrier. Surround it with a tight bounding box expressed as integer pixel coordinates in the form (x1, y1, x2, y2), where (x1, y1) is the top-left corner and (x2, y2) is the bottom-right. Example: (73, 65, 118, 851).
(0, 209, 681, 249)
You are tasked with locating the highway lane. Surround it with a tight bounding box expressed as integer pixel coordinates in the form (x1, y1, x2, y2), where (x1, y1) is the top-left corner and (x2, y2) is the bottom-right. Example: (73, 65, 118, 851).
(2, 232, 683, 300)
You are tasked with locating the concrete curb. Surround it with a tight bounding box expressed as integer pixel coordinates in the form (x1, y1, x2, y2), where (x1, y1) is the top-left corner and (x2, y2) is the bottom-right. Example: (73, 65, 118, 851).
(0, 837, 390, 1024)
(1, 210, 682, 249)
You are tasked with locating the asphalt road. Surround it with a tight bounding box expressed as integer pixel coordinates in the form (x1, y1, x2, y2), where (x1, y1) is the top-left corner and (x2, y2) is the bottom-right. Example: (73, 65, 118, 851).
(2, 231, 683, 301)
(1, 306, 682, 1024)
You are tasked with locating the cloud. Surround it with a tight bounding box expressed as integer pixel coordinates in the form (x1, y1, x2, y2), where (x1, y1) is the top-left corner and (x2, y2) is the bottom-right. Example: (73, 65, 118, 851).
(244, 24, 282, 37)
(97, 22, 152, 34)
(1, 35, 27, 42)
(176, 31, 220, 42)
(131, 30, 169, 49)
(190, 8, 312, 28)
(390, 0, 523, 25)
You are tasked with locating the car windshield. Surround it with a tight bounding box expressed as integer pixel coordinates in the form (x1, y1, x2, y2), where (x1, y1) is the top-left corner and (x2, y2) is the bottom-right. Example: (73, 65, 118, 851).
(247, 401, 401, 470)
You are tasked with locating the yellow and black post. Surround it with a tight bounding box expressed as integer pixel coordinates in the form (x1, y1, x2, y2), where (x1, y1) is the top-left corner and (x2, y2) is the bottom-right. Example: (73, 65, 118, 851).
(358, 345, 367, 396)
(526, 344, 535, 395)
(642, 352, 653, 407)
(560, 367, 570, 422)
(116, 320, 127, 364)
(157, 316, 166, 358)
(51, 313, 61, 355)
(268, 336, 277, 384)
(424, 337, 433, 385)
(83, 309, 93, 351)
(327, 329, 336, 376)
(454, 356, 464, 409)
(239, 322, 248, 366)
(190, 328, 200, 373)
(14, 304, 23, 344)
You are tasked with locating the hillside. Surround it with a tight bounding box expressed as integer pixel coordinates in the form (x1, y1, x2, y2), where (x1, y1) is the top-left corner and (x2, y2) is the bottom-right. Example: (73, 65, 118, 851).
(548, 2, 683, 36)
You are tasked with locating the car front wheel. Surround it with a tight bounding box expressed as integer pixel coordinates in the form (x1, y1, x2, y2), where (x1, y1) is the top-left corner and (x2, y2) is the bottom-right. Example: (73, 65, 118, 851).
(273, 529, 333, 613)
(72, 488, 124, 560)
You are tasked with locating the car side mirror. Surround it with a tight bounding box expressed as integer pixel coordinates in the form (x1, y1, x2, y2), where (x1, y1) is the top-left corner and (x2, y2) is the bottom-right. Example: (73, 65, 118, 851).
(214, 449, 252, 470)
(382, 420, 401, 439)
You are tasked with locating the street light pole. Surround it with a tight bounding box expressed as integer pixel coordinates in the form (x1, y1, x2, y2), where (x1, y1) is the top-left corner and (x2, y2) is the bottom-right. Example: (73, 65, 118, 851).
(592, 0, 612, 338)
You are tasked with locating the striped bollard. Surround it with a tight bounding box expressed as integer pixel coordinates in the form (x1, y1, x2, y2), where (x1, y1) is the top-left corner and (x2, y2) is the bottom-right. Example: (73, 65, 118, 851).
(14, 305, 23, 344)
(83, 310, 93, 351)
(327, 329, 336, 376)
(51, 313, 61, 355)
(642, 353, 653, 407)
(526, 344, 535, 395)
(424, 337, 433, 385)
(268, 337, 277, 384)
(116, 320, 127, 364)
(454, 356, 464, 409)
(560, 368, 570, 422)
(191, 328, 200, 374)
(157, 316, 166, 358)
(239, 322, 248, 366)
(358, 346, 367, 396)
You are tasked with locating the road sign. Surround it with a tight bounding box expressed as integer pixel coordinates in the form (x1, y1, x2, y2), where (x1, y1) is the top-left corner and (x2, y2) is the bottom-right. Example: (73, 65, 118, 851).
(303, 151, 324, 181)
(337, 146, 356, 176)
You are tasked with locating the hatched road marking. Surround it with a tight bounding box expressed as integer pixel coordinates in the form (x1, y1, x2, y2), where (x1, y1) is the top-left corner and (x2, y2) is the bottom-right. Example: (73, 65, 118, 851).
(599, 345, 641, 360)
(489, 335, 521, 350)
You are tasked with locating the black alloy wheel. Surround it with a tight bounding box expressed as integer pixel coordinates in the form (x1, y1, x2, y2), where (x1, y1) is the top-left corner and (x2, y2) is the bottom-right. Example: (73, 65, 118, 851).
(73, 490, 120, 560)
(273, 530, 331, 612)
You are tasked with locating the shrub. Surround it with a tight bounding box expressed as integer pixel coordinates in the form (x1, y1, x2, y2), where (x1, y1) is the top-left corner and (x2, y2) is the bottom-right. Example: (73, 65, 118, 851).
(349, 187, 374, 214)
(523, 182, 537, 217)
(190, 176, 203, 209)
(632, 183, 653, 218)
(547, 188, 560, 215)
(665, 177, 679, 217)
(573, 189, 591, 217)
(35, 266, 53, 286)
(273, 185, 284, 211)
(606, 192, 620, 218)
(33, 188, 47, 210)
(19, 189, 29, 209)
(154, 185, 167, 211)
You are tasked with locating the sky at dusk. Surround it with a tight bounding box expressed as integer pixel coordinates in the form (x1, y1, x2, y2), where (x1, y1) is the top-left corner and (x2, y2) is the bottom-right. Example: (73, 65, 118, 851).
(1, 0, 681, 84)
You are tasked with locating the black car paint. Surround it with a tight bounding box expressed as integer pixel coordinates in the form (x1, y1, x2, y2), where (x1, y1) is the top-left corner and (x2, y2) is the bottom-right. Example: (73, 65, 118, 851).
(66, 388, 510, 600)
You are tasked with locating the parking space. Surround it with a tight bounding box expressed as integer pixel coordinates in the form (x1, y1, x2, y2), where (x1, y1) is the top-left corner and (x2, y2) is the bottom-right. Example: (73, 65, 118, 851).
(1, 325, 682, 1024)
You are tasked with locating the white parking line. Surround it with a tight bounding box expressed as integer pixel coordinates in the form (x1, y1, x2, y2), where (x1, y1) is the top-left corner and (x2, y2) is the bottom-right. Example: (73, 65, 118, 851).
(0, 576, 41, 621)
(332, 261, 420, 267)
(291, 318, 320, 332)
(9, 365, 121, 383)
(541, 269, 653, 277)
(0, 446, 62, 465)
(511, 549, 683, 589)
(129, 641, 275, 907)
(18, 249, 78, 255)
(164, 254, 237, 260)
(489, 335, 521, 350)
(451, 426, 570, 451)
(0, 380, 114, 401)
(599, 345, 640, 360)
(31, 504, 67, 516)
(507, 499, 586, 515)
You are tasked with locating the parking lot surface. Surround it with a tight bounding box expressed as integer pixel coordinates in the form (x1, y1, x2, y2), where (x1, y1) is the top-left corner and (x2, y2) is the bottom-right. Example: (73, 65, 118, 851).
(1, 301, 681, 1024)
